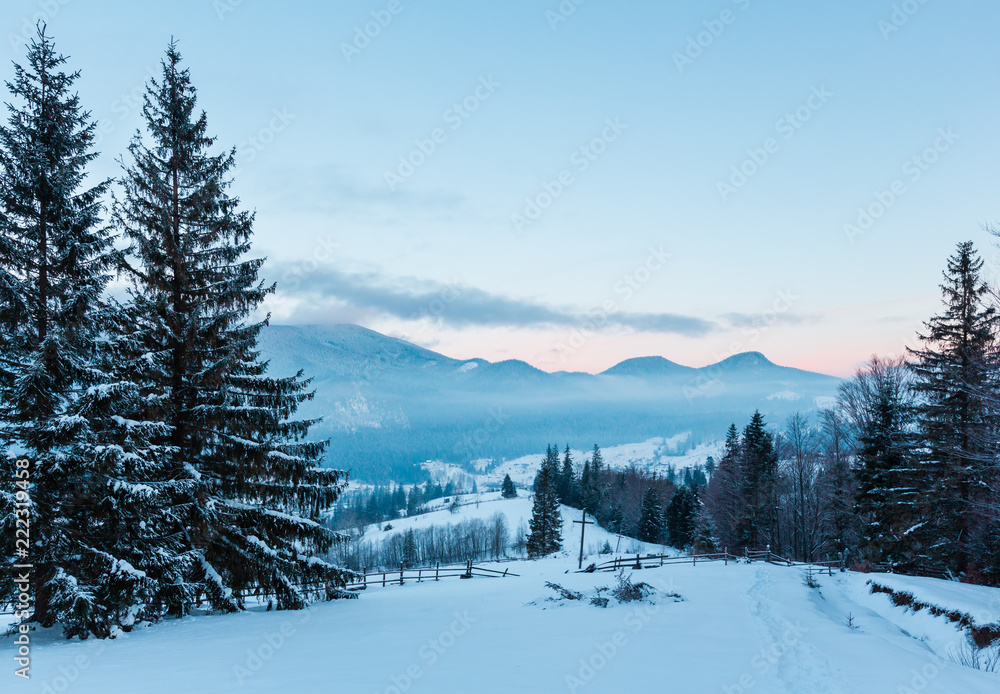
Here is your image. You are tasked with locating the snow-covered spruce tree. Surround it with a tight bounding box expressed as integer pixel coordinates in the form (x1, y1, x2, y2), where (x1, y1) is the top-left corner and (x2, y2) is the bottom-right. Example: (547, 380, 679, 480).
(0, 26, 158, 637)
(501, 473, 517, 499)
(665, 486, 696, 548)
(113, 42, 352, 615)
(908, 241, 1000, 576)
(402, 529, 417, 568)
(636, 486, 663, 543)
(737, 411, 779, 549)
(557, 444, 575, 505)
(580, 444, 604, 518)
(839, 356, 919, 567)
(704, 423, 743, 551)
(527, 447, 561, 557)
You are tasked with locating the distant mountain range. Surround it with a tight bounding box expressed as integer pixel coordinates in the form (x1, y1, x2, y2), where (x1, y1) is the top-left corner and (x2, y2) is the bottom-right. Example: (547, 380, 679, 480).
(258, 324, 841, 483)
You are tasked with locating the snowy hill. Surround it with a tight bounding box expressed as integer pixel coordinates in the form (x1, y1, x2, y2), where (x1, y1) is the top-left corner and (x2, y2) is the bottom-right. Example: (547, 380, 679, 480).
(258, 325, 842, 484)
(15, 494, 1000, 693)
(465, 436, 720, 490)
(352, 492, 669, 563)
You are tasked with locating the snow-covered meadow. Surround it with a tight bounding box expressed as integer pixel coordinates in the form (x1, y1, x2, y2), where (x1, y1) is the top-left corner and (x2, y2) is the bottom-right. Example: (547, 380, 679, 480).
(10, 494, 1000, 694)
(418, 435, 723, 492)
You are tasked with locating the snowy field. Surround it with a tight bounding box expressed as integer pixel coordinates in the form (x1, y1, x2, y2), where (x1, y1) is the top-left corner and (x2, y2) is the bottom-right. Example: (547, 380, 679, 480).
(420, 435, 723, 491)
(11, 560, 999, 693)
(367, 492, 671, 559)
(7, 495, 1000, 693)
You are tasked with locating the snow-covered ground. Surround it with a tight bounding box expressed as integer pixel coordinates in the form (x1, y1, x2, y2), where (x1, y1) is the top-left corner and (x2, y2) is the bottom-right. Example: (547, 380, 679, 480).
(371, 492, 669, 559)
(7, 495, 1000, 693)
(420, 435, 723, 492)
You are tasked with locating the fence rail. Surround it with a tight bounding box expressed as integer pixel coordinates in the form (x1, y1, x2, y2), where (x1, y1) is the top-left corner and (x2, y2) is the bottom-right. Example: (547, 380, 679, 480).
(345, 560, 519, 590)
(582, 548, 846, 574)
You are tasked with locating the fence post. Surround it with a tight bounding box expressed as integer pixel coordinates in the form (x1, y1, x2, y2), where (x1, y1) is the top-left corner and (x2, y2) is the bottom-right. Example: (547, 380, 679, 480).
(693, 553, 696, 567)
(382, 572, 386, 588)
(633, 554, 641, 570)
(724, 548, 728, 566)
(418, 568, 422, 583)
(400, 562, 404, 586)
(363, 567, 368, 588)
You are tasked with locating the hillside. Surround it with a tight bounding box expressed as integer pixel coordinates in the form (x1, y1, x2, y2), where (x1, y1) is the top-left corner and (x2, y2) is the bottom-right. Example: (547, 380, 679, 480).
(15, 494, 1000, 693)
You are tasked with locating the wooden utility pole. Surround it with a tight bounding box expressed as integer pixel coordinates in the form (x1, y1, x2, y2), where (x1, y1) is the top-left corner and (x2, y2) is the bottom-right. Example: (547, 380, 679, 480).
(573, 509, 594, 569)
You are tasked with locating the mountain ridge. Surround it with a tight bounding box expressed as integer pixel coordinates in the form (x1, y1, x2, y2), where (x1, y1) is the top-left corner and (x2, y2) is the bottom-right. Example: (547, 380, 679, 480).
(257, 324, 842, 483)
(264, 323, 836, 379)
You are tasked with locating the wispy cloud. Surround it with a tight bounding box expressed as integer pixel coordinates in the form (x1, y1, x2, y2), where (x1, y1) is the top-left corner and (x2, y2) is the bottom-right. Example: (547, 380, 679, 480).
(265, 264, 719, 337)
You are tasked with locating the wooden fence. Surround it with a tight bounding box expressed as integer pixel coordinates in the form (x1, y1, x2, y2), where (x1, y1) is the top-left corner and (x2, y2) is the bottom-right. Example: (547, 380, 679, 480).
(583, 548, 846, 574)
(345, 560, 519, 591)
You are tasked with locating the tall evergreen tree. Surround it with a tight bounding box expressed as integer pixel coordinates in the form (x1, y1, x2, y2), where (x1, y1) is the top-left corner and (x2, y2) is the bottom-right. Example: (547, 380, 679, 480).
(501, 473, 517, 499)
(738, 411, 778, 549)
(111, 42, 352, 617)
(402, 529, 417, 568)
(840, 356, 919, 567)
(579, 459, 592, 509)
(0, 26, 152, 636)
(666, 486, 698, 549)
(705, 423, 743, 550)
(557, 444, 576, 505)
(636, 486, 663, 543)
(908, 241, 1000, 574)
(581, 444, 604, 515)
(527, 448, 561, 557)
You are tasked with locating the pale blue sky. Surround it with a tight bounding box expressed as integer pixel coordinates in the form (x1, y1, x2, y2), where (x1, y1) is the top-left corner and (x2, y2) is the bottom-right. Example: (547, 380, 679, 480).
(5, 0, 1000, 376)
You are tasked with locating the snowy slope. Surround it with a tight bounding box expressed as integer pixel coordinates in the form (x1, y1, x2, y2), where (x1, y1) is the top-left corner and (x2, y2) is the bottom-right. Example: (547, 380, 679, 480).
(474, 436, 722, 490)
(364, 492, 669, 559)
(13, 557, 999, 693)
(11, 496, 1000, 694)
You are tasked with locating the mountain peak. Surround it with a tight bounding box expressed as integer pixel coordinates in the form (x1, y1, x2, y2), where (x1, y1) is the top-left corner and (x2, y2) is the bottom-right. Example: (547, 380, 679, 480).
(601, 356, 692, 377)
(708, 351, 776, 370)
